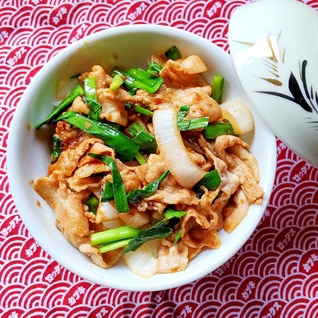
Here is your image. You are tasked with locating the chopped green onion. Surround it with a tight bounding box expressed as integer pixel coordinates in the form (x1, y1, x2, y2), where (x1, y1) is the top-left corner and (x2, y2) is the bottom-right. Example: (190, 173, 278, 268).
(135, 152, 147, 165)
(164, 208, 186, 220)
(126, 170, 169, 203)
(99, 239, 132, 253)
(133, 104, 153, 117)
(112, 66, 163, 95)
(86, 98, 102, 121)
(194, 169, 221, 196)
(122, 220, 173, 253)
(110, 74, 124, 91)
(84, 77, 102, 121)
(35, 85, 84, 129)
(83, 194, 99, 214)
(122, 209, 184, 253)
(179, 117, 209, 131)
(127, 68, 163, 94)
(91, 225, 139, 246)
(56, 112, 139, 161)
(177, 105, 190, 121)
(89, 153, 129, 213)
(165, 45, 182, 60)
(177, 105, 209, 131)
(147, 60, 163, 73)
(92, 207, 185, 254)
(127, 122, 157, 153)
(204, 122, 235, 139)
(101, 180, 114, 202)
(211, 74, 224, 104)
(84, 77, 97, 100)
(174, 228, 182, 244)
(50, 135, 62, 164)
(125, 102, 153, 116)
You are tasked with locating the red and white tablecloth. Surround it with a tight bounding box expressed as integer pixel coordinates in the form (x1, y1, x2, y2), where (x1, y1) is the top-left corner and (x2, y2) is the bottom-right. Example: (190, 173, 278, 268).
(1, 1, 318, 317)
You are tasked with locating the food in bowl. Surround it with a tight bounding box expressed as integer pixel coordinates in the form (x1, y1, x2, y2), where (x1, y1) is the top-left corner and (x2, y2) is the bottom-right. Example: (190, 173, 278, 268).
(32, 45, 264, 278)
(7, 25, 276, 290)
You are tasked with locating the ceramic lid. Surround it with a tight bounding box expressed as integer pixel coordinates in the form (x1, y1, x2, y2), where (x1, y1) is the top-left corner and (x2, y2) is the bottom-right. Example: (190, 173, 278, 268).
(229, 0, 318, 167)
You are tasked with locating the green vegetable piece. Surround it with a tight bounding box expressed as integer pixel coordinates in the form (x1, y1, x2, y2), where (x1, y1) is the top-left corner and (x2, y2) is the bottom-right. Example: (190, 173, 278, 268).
(204, 122, 235, 139)
(86, 97, 102, 121)
(174, 228, 182, 244)
(101, 180, 114, 202)
(112, 66, 163, 94)
(35, 85, 84, 129)
(127, 122, 157, 153)
(177, 105, 209, 131)
(194, 169, 221, 196)
(125, 102, 153, 116)
(84, 77, 102, 121)
(165, 45, 182, 60)
(50, 135, 62, 164)
(211, 74, 225, 104)
(99, 239, 132, 253)
(164, 208, 186, 220)
(177, 105, 190, 122)
(91, 225, 140, 246)
(147, 60, 163, 73)
(56, 112, 139, 161)
(135, 151, 147, 165)
(127, 68, 163, 94)
(179, 117, 209, 131)
(122, 210, 184, 254)
(93, 207, 185, 254)
(126, 170, 169, 203)
(84, 77, 97, 100)
(83, 194, 99, 214)
(89, 153, 129, 213)
(110, 74, 124, 91)
(133, 104, 153, 117)
(122, 220, 173, 253)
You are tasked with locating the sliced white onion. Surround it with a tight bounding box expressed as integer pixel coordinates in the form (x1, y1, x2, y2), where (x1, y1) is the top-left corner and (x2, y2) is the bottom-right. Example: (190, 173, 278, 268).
(122, 241, 159, 278)
(96, 201, 118, 223)
(153, 108, 205, 188)
(220, 100, 255, 135)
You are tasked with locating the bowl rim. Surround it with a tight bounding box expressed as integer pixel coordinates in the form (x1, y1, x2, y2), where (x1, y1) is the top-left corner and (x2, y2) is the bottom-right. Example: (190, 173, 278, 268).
(7, 24, 277, 291)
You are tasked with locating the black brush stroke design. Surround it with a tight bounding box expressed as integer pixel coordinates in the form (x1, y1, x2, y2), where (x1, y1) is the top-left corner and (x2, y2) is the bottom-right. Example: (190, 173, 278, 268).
(235, 33, 318, 132)
(256, 60, 318, 114)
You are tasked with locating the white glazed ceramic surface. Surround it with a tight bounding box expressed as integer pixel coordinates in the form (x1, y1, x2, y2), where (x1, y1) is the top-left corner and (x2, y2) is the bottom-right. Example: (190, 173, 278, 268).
(229, 0, 318, 167)
(7, 25, 276, 291)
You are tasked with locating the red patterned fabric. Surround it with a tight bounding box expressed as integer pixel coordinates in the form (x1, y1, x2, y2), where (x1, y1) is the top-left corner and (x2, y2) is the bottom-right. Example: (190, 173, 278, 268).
(1, 1, 318, 317)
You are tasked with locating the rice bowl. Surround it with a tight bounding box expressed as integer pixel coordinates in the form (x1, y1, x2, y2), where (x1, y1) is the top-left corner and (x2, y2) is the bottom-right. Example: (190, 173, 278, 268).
(7, 25, 276, 291)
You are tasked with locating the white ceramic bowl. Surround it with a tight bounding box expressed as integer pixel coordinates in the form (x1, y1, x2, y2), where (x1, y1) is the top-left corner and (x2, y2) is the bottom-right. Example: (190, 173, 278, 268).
(7, 25, 276, 291)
